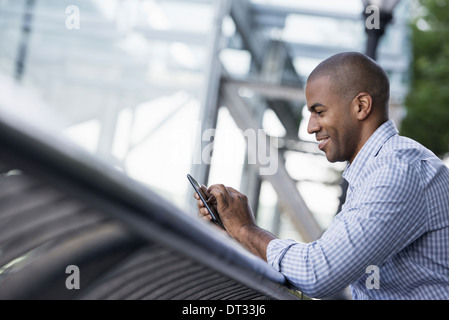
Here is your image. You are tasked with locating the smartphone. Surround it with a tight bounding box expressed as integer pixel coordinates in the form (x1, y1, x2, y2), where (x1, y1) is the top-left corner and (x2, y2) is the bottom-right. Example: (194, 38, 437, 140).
(187, 174, 225, 230)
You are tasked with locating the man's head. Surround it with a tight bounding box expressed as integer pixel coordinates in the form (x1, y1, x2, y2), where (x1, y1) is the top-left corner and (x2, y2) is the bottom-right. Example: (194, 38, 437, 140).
(305, 52, 390, 163)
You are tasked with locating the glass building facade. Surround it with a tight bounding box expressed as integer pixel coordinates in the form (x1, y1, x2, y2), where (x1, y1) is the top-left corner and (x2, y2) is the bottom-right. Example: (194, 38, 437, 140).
(0, 0, 413, 242)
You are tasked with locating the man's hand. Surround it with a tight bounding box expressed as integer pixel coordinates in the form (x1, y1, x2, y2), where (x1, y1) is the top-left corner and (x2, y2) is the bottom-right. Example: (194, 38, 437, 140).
(194, 185, 219, 224)
(194, 184, 276, 261)
(206, 185, 256, 239)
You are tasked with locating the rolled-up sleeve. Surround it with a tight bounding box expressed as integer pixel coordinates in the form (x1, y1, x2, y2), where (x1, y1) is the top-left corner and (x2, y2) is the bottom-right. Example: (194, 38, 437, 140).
(267, 239, 297, 272)
(266, 237, 346, 298)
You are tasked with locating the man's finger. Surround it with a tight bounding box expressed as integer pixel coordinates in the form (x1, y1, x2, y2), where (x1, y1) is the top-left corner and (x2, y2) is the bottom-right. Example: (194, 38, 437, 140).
(200, 185, 211, 198)
(207, 184, 229, 200)
(227, 187, 241, 196)
(199, 207, 212, 219)
(208, 185, 233, 215)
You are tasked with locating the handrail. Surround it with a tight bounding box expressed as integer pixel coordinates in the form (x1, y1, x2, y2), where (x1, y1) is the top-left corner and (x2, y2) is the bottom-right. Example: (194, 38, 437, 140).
(0, 79, 300, 300)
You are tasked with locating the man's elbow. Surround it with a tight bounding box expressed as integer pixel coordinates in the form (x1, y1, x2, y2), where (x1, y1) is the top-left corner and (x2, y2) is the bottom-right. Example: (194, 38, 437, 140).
(288, 275, 347, 299)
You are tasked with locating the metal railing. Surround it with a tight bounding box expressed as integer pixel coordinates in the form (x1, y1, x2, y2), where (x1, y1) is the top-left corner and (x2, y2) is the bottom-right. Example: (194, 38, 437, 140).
(0, 95, 301, 300)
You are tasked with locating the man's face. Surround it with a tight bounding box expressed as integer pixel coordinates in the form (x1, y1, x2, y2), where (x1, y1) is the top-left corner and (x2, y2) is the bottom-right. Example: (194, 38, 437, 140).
(305, 75, 360, 163)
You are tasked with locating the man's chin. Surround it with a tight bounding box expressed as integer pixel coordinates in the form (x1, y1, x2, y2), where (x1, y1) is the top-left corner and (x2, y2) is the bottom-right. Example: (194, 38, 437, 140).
(326, 156, 338, 163)
(325, 153, 344, 164)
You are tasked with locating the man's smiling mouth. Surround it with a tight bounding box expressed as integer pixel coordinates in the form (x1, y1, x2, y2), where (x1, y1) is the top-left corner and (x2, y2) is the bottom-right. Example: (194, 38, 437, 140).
(317, 137, 330, 150)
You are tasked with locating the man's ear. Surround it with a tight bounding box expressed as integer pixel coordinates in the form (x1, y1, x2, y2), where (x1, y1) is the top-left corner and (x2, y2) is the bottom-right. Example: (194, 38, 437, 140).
(353, 92, 373, 121)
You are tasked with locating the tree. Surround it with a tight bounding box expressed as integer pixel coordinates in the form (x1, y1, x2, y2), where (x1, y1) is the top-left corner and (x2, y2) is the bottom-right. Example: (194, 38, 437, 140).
(400, 0, 449, 158)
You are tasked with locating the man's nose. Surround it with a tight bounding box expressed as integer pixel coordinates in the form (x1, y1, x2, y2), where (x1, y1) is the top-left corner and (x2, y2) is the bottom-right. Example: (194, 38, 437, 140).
(307, 114, 320, 135)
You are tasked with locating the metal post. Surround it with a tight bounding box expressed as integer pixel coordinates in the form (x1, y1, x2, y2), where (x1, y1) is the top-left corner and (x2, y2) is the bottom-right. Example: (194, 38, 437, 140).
(187, 0, 230, 207)
(240, 40, 288, 218)
(364, 11, 393, 60)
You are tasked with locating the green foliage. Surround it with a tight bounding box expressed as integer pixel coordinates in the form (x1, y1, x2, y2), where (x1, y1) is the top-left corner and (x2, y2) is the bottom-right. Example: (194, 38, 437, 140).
(400, 0, 449, 157)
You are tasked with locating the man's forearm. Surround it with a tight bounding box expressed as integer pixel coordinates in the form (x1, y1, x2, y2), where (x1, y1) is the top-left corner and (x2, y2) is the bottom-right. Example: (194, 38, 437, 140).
(204, 184, 277, 261)
(234, 225, 277, 261)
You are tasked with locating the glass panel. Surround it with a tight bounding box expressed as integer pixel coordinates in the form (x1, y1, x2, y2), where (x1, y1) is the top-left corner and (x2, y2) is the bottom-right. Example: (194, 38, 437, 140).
(0, 0, 213, 208)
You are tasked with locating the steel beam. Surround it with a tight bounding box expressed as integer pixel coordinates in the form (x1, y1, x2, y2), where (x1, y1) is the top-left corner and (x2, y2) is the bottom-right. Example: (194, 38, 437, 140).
(229, 0, 266, 70)
(222, 77, 305, 102)
(252, 3, 364, 23)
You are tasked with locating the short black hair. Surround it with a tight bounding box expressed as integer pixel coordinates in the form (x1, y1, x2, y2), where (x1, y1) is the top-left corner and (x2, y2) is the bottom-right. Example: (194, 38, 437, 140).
(308, 52, 390, 113)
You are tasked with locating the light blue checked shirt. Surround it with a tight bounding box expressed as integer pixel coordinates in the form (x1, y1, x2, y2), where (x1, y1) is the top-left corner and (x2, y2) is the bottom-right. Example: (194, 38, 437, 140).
(267, 120, 449, 299)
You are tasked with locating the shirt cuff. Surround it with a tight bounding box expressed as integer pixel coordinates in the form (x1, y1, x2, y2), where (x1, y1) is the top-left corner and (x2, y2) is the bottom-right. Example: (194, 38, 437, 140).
(266, 238, 297, 272)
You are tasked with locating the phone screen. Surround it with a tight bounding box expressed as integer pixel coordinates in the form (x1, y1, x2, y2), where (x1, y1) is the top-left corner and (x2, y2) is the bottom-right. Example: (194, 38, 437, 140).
(187, 174, 225, 229)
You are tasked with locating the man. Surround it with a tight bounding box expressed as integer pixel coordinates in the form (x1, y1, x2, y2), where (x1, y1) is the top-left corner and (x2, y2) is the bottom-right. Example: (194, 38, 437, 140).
(195, 52, 449, 300)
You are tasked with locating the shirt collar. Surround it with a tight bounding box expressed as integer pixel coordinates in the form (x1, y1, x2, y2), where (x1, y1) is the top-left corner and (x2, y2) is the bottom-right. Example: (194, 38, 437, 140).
(343, 120, 399, 186)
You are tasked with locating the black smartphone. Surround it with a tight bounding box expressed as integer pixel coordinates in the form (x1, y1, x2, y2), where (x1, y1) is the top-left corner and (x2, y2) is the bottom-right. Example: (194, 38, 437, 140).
(187, 174, 225, 230)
